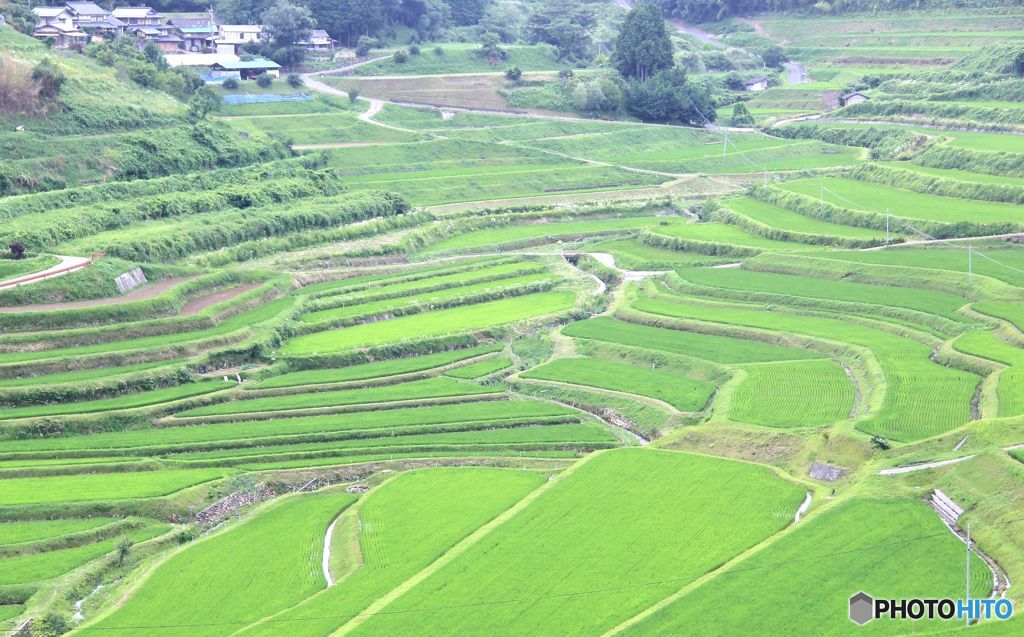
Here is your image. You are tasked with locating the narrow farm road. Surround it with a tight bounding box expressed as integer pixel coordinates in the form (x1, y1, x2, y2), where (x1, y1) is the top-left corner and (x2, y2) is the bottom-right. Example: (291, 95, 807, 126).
(587, 252, 668, 281)
(0, 275, 198, 314)
(878, 455, 975, 475)
(794, 492, 812, 521)
(0, 254, 90, 290)
(616, 0, 727, 48)
(784, 61, 807, 85)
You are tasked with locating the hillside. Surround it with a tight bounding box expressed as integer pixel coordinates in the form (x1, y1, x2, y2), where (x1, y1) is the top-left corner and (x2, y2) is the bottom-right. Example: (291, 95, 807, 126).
(0, 3, 1023, 636)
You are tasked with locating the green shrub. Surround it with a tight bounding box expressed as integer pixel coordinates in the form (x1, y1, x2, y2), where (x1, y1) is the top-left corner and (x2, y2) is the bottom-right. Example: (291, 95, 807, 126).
(286, 73, 303, 88)
(255, 73, 273, 88)
(393, 50, 409, 64)
(222, 77, 239, 90)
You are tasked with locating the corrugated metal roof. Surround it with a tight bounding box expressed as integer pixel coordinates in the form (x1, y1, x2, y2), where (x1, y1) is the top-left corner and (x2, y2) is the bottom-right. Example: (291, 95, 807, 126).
(214, 58, 281, 70)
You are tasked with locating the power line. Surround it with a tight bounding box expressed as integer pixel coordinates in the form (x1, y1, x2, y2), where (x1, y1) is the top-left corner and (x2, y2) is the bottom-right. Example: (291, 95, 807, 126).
(11, 516, 1024, 634)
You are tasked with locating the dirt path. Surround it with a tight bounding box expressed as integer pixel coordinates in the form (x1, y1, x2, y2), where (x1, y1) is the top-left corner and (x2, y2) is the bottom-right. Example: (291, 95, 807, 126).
(878, 455, 975, 475)
(0, 255, 91, 290)
(292, 141, 399, 150)
(0, 276, 196, 314)
(180, 283, 260, 316)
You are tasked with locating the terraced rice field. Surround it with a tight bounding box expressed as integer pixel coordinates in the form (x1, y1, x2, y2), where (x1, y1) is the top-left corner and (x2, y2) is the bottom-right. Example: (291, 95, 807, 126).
(632, 291, 978, 441)
(522, 357, 714, 412)
(280, 291, 577, 356)
(622, 499, 992, 636)
(345, 449, 805, 636)
(954, 330, 1024, 417)
(729, 360, 854, 428)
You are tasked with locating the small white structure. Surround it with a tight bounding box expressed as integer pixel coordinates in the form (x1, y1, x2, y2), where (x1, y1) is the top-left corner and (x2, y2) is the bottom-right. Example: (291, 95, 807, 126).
(840, 91, 870, 107)
(744, 76, 769, 91)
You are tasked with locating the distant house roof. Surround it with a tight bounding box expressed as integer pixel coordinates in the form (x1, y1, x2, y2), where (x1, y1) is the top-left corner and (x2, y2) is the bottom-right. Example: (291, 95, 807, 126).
(169, 17, 218, 28)
(213, 58, 281, 70)
(180, 26, 218, 34)
(33, 6, 72, 18)
(77, 16, 126, 28)
(841, 91, 869, 101)
(66, 2, 109, 16)
(744, 76, 769, 86)
(133, 26, 161, 35)
(112, 7, 163, 19)
(155, 34, 183, 42)
(308, 29, 330, 41)
(34, 23, 86, 35)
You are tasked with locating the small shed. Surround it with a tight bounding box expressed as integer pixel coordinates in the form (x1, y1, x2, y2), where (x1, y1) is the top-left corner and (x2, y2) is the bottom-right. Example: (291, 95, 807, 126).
(840, 91, 870, 107)
(212, 58, 281, 80)
(744, 76, 769, 91)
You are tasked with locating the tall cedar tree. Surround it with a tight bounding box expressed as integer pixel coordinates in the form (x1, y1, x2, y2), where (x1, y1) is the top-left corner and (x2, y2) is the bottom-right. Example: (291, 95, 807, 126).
(613, 3, 673, 82)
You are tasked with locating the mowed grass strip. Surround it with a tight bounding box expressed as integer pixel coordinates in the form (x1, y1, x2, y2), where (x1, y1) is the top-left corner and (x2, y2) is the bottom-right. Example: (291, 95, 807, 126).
(348, 448, 805, 636)
(954, 330, 1024, 417)
(723, 196, 890, 239)
(232, 468, 546, 637)
(0, 401, 576, 456)
(0, 469, 232, 506)
(421, 217, 686, 254)
(86, 491, 357, 637)
(621, 499, 992, 637)
(176, 377, 495, 418)
(240, 450, 578, 472)
(729, 360, 854, 428)
(589, 238, 732, 270)
(0, 524, 169, 586)
(255, 345, 501, 389)
(678, 267, 969, 320)
(443, 356, 511, 379)
(650, 222, 810, 252)
(563, 317, 820, 364)
(778, 177, 1024, 225)
(522, 358, 714, 412)
(0, 360, 184, 388)
(165, 423, 614, 463)
(0, 382, 233, 420)
(0, 518, 120, 546)
(300, 273, 556, 325)
(279, 291, 577, 356)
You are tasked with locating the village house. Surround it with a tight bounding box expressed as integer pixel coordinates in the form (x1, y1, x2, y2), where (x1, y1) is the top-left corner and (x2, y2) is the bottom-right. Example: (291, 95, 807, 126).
(216, 24, 265, 55)
(111, 6, 165, 27)
(840, 91, 870, 106)
(744, 76, 770, 91)
(66, 2, 125, 40)
(31, 6, 88, 48)
(299, 29, 334, 53)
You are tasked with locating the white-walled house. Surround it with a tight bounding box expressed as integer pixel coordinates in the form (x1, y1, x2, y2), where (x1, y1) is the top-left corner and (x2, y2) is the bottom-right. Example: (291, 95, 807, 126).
(744, 76, 769, 91)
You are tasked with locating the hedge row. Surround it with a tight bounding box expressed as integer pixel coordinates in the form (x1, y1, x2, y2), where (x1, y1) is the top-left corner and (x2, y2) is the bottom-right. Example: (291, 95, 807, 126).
(104, 123, 289, 181)
(713, 204, 888, 249)
(3, 171, 346, 249)
(840, 100, 1024, 128)
(913, 146, 1024, 178)
(0, 157, 319, 222)
(193, 211, 433, 268)
(638, 229, 761, 258)
(0, 366, 191, 409)
(92, 191, 410, 263)
(749, 185, 1021, 239)
(770, 124, 926, 159)
(850, 164, 1024, 205)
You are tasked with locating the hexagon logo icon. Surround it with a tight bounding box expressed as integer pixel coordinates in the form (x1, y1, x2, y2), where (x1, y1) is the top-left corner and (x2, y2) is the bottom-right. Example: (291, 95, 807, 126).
(850, 592, 874, 625)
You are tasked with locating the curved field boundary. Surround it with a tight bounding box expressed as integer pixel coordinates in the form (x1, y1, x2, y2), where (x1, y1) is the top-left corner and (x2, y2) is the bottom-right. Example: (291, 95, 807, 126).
(0, 255, 91, 291)
(0, 276, 198, 314)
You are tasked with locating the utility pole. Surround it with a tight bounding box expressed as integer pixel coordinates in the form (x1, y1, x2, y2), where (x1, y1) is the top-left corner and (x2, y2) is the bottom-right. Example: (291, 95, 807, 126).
(968, 245, 973, 284)
(722, 131, 728, 159)
(966, 521, 972, 624)
(819, 182, 823, 214)
(885, 211, 890, 245)
(763, 169, 768, 187)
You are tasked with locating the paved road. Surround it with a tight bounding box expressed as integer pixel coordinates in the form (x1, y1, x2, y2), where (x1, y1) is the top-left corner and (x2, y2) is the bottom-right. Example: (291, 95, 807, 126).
(616, 0, 727, 48)
(784, 61, 806, 85)
(0, 254, 90, 290)
(878, 455, 974, 475)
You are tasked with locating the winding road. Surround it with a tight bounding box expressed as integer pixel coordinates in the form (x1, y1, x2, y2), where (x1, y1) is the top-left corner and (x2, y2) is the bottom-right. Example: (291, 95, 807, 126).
(0, 255, 90, 290)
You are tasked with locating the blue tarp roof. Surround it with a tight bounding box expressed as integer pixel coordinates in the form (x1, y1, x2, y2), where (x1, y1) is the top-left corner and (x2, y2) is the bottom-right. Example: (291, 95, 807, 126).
(214, 58, 282, 70)
(220, 93, 314, 104)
